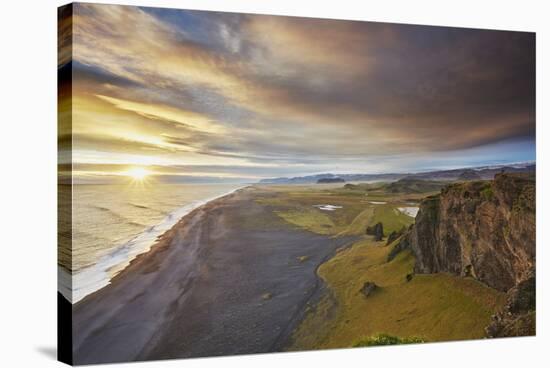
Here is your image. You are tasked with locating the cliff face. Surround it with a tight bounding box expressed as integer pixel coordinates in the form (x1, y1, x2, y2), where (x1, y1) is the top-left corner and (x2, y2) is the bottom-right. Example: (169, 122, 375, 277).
(486, 269, 536, 337)
(408, 173, 535, 291)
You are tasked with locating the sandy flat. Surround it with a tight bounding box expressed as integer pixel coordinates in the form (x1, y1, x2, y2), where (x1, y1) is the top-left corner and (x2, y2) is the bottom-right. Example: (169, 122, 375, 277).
(71, 187, 355, 364)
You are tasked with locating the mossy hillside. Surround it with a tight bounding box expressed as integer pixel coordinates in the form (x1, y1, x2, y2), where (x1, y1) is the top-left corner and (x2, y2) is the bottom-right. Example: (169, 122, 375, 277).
(340, 207, 374, 236)
(289, 239, 506, 350)
(368, 204, 414, 236)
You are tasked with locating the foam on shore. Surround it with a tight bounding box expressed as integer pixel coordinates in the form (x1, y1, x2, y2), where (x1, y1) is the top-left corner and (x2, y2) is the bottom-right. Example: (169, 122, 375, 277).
(59, 186, 245, 304)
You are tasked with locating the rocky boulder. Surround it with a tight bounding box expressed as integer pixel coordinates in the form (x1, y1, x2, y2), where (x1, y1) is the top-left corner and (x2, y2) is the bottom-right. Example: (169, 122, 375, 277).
(360, 281, 378, 297)
(366, 222, 384, 241)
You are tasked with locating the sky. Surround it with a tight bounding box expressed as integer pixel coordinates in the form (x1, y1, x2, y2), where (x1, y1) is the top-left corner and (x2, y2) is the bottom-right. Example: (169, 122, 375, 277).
(58, 4, 535, 183)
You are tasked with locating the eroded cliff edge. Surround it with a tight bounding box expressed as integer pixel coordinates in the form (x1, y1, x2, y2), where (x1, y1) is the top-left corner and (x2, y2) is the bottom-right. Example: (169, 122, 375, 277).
(409, 173, 534, 291)
(393, 173, 535, 336)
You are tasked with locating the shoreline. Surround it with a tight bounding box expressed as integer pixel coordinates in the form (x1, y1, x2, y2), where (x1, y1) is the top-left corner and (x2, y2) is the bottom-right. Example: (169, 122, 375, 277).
(72, 186, 354, 364)
(60, 185, 248, 304)
(273, 236, 358, 351)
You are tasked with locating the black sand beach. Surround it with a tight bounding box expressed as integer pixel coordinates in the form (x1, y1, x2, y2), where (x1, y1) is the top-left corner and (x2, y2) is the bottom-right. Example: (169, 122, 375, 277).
(72, 187, 354, 364)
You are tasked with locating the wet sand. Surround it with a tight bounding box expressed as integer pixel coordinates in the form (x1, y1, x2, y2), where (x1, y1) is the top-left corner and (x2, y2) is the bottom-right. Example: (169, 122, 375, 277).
(72, 186, 355, 364)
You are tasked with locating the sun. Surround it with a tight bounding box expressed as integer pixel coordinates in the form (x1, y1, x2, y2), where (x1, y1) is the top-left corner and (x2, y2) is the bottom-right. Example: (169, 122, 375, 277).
(125, 167, 150, 180)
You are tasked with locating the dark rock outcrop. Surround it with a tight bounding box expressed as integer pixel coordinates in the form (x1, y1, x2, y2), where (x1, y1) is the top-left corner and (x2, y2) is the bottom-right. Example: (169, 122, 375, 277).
(387, 235, 410, 262)
(408, 173, 535, 292)
(366, 222, 384, 241)
(386, 226, 407, 245)
(361, 281, 378, 297)
(486, 269, 536, 337)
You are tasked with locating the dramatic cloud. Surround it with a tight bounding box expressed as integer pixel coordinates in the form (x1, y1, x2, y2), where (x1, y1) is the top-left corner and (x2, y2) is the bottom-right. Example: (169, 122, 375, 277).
(63, 3, 535, 180)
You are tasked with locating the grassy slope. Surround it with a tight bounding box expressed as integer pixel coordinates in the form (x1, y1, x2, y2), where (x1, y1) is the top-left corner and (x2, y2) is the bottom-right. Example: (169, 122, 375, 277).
(369, 204, 413, 235)
(289, 236, 506, 350)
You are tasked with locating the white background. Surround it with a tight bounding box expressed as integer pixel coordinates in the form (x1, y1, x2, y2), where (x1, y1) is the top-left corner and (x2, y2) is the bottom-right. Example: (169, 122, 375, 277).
(0, 0, 547, 367)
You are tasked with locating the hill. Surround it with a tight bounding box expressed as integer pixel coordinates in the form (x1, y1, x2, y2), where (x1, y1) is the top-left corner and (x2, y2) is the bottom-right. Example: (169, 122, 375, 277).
(384, 177, 447, 193)
(317, 177, 345, 184)
(457, 169, 482, 181)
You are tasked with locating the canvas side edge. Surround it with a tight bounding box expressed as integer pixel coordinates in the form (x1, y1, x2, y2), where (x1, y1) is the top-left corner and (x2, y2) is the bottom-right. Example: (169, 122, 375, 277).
(58, 3, 74, 366)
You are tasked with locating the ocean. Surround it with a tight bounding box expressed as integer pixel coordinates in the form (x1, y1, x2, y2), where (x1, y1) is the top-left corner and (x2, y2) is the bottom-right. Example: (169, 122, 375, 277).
(58, 182, 244, 303)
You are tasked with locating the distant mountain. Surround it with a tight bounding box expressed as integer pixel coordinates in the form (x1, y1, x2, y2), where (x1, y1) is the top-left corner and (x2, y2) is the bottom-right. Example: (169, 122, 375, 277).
(407, 164, 535, 181)
(257, 163, 535, 184)
(317, 177, 345, 184)
(457, 169, 482, 181)
(259, 172, 405, 184)
(385, 178, 447, 194)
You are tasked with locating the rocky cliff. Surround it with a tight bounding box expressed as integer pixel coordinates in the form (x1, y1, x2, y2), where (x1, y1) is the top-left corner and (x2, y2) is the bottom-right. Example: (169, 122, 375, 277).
(486, 269, 536, 337)
(406, 173, 535, 292)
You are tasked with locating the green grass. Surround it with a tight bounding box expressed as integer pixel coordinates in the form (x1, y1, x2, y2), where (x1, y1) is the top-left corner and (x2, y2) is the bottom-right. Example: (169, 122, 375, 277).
(481, 185, 494, 201)
(369, 204, 414, 235)
(289, 239, 506, 350)
(353, 334, 425, 347)
(276, 208, 336, 235)
(338, 207, 374, 236)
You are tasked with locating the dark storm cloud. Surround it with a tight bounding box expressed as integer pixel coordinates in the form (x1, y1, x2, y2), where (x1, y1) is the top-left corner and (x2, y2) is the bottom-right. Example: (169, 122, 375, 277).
(237, 20, 535, 150)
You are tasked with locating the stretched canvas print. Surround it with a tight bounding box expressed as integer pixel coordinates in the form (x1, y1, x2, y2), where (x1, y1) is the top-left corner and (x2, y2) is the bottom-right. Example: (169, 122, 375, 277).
(58, 2, 536, 365)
